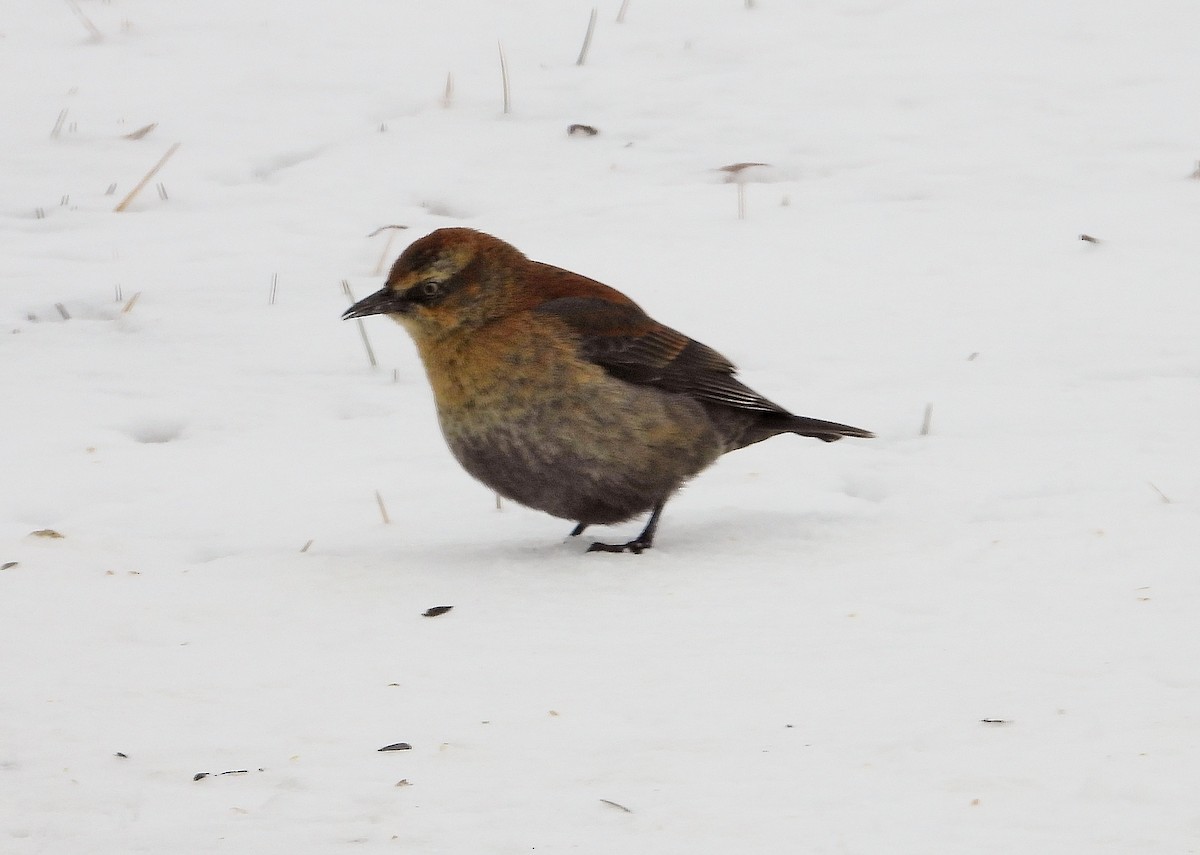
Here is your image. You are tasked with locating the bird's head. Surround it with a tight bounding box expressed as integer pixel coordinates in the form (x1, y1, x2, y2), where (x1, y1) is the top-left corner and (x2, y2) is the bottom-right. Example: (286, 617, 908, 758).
(343, 228, 527, 341)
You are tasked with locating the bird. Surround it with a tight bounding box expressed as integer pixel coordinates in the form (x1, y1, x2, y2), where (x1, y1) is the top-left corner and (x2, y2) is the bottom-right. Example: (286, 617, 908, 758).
(343, 228, 873, 553)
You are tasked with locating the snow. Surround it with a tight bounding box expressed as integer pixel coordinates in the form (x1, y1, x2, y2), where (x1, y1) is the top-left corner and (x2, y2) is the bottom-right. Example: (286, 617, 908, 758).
(3, 1, 1200, 851)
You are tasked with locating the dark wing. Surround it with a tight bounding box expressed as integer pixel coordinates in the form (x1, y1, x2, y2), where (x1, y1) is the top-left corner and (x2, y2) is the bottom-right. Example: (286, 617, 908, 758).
(534, 296, 791, 414)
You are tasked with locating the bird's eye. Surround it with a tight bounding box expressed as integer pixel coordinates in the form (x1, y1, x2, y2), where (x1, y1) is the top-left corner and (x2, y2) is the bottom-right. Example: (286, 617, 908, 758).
(420, 281, 441, 298)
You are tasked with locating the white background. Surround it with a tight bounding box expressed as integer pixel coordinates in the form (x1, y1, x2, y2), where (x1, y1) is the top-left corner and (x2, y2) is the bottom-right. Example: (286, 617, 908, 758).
(3, 1, 1199, 852)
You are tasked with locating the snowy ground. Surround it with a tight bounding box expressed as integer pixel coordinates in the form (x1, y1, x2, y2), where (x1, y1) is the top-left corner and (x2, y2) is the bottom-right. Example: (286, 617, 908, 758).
(3, 1, 1200, 852)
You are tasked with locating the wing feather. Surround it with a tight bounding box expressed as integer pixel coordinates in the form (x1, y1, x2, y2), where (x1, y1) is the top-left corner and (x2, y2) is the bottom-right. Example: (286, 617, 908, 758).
(534, 296, 790, 415)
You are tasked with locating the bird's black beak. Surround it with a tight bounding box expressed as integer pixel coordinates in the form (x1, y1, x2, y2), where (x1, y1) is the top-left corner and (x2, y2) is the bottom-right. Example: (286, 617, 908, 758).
(342, 287, 408, 320)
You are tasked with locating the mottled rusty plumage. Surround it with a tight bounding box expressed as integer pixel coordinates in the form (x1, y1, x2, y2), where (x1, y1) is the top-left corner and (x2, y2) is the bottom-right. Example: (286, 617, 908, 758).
(344, 227, 872, 552)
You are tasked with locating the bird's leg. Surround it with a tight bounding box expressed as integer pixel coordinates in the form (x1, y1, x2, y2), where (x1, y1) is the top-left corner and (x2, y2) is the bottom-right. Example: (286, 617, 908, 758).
(569, 522, 588, 537)
(586, 502, 665, 555)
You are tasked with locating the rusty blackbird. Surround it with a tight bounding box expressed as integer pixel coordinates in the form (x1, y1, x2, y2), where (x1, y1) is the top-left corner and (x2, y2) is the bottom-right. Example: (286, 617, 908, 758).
(344, 228, 872, 553)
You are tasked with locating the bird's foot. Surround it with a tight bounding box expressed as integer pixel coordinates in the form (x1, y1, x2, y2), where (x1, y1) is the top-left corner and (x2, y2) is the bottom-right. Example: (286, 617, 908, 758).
(586, 539, 651, 555)
(569, 522, 588, 537)
(581, 502, 664, 554)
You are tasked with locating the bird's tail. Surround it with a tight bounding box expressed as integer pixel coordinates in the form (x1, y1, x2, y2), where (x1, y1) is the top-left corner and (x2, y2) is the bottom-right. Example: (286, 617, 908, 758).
(709, 407, 875, 451)
(786, 415, 874, 443)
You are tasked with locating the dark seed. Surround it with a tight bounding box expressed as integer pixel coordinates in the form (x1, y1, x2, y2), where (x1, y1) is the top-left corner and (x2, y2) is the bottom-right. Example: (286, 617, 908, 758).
(378, 742, 412, 752)
(422, 606, 453, 617)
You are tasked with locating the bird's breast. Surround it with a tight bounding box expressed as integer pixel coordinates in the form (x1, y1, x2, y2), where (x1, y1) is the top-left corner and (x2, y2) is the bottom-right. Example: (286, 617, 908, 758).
(410, 315, 723, 522)
(417, 319, 598, 427)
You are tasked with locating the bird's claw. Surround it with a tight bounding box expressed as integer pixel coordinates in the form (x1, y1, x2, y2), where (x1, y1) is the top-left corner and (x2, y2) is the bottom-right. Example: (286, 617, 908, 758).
(586, 539, 649, 555)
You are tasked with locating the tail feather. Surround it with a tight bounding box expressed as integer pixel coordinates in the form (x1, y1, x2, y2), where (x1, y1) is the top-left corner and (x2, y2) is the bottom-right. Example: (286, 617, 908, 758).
(710, 407, 874, 451)
(786, 415, 875, 443)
